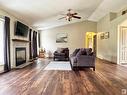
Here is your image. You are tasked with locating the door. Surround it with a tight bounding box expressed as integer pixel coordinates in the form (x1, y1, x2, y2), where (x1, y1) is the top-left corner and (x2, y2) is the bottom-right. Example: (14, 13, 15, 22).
(93, 35, 97, 56)
(0, 18, 5, 73)
(119, 26, 127, 64)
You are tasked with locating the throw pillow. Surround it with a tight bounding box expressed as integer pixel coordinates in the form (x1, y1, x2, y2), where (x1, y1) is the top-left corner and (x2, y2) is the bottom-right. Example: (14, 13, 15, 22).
(81, 48, 87, 55)
(76, 48, 86, 56)
(86, 48, 92, 55)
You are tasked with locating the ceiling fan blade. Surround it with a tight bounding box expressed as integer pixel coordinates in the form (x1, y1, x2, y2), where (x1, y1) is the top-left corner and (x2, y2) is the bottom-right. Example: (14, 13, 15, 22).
(58, 17, 66, 20)
(72, 16, 81, 19)
(72, 13, 78, 15)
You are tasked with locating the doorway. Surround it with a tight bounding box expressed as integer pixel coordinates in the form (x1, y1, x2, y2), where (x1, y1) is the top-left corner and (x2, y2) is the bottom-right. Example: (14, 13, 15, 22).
(85, 32, 97, 54)
(118, 19, 127, 66)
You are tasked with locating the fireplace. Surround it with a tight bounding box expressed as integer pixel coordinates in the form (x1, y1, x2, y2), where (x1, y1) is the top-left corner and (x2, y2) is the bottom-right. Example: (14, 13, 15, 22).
(15, 47, 26, 66)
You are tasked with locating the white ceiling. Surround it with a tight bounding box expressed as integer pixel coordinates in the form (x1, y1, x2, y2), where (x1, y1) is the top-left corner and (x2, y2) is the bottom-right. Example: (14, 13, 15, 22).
(0, 0, 127, 30)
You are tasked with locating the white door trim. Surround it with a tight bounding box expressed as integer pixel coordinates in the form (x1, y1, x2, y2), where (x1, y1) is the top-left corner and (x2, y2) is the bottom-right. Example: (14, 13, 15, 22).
(118, 26, 127, 65)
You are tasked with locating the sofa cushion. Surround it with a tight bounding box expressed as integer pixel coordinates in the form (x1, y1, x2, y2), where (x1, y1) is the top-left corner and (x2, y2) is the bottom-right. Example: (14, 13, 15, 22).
(54, 53, 65, 56)
(86, 48, 92, 55)
(81, 49, 87, 55)
(76, 48, 86, 57)
(62, 48, 68, 53)
(89, 52, 93, 56)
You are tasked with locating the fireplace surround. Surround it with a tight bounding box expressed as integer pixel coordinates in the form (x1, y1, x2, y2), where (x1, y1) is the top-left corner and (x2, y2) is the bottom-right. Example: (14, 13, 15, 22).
(15, 47, 26, 66)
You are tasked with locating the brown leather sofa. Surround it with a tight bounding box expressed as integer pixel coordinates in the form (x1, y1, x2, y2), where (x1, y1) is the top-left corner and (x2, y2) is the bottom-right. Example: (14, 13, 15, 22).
(53, 48, 69, 61)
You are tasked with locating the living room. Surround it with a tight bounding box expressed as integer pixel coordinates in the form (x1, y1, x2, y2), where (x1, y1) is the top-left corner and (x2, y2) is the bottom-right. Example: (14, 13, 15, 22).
(0, 0, 127, 95)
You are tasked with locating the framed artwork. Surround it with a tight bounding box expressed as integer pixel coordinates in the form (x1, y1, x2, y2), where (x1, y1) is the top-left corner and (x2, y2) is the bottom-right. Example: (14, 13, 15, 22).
(100, 33, 104, 40)
(104, 32, 109, 39)
(56, 33, 68, 43)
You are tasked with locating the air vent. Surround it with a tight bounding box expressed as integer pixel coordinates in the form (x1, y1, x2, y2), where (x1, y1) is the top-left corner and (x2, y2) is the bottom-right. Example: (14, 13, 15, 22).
(122, 10, 127, 15)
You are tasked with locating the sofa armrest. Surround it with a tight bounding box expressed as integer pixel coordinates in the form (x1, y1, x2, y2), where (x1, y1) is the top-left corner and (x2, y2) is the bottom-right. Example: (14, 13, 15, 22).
(70, 54, 74, 57)
(70, 56, 77, 67)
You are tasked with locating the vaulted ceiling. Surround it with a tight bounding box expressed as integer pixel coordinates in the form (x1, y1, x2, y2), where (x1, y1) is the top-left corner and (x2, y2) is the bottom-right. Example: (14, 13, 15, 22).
(0, 0, 127, 30)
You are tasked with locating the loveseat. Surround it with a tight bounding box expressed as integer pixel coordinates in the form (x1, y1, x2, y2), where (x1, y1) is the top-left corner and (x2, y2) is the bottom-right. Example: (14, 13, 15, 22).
(54, 48, 69, 61)
(70, 48, 95, 71)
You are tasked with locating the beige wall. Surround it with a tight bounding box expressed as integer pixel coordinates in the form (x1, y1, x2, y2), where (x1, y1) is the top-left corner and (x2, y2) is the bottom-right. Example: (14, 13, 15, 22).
(97, 13, 117, 63)
(111, 13, 127, 64)
(40, 21, 97, 57)
(117, 6, 127, 17)
(97, 11, 127, 63)
(0, 9, 36, 68)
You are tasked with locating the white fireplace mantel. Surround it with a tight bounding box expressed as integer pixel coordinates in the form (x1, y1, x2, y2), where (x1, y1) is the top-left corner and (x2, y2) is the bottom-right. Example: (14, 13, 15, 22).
(11, 40, 30, 68)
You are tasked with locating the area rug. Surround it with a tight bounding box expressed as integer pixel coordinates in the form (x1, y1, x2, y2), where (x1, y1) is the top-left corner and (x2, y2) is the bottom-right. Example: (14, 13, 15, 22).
(44, 61, 72, 70)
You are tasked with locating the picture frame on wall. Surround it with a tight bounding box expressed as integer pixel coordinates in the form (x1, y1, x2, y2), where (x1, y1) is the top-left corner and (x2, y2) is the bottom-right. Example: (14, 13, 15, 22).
(100, 33, 104, 40)
(56, 33, 68, 43)
(104, 32, 109, 39)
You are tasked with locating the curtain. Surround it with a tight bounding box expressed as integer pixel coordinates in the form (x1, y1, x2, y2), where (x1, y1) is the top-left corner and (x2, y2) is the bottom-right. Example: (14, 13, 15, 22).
(4, 16, 11, 72)
(33, 31, 37, 58)
(29, 29, 32, 59)
(38, 32, 41, 48)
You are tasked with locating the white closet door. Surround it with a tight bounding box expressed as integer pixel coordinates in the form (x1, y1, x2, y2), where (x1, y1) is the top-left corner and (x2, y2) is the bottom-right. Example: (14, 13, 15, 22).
(0, 18, 5, 65)
(120, 26, 127, 64)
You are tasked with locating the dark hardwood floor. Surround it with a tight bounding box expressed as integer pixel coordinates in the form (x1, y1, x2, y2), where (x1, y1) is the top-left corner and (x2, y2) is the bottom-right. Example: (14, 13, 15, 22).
(0, 58, 127, 95)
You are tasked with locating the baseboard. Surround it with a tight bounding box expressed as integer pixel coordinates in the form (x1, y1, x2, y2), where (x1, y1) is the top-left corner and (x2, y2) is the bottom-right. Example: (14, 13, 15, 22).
(121, 63, 127, 65)
(97, 58, 117, 64)
(13, 62, 33, 69)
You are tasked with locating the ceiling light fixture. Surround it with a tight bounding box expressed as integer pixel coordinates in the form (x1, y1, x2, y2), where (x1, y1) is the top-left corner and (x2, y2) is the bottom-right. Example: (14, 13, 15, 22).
(58, 9, 81, 21)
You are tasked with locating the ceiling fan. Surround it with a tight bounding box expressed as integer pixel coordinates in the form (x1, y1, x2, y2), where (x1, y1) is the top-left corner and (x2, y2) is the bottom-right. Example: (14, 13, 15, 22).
(58, 9, 81, 21)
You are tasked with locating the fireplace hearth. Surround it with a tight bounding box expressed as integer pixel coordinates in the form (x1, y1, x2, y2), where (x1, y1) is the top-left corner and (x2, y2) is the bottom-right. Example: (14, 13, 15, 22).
(15, 47, 26, 66)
